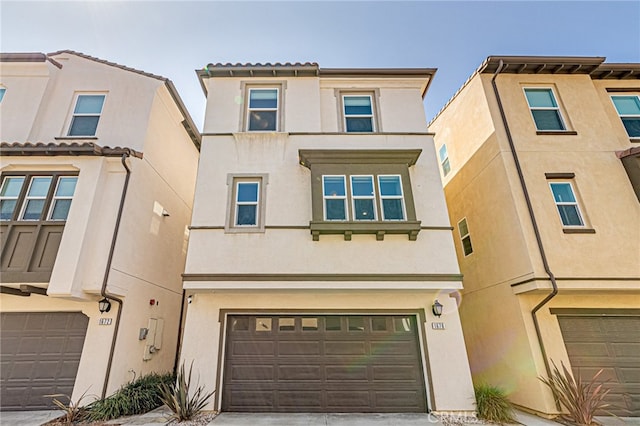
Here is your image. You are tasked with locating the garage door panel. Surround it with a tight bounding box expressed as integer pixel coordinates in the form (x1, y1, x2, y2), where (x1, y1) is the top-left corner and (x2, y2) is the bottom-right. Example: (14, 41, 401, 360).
(558, 315, 640, 417)
(0, 312, 89, 411)
(223, 315, 427, 412)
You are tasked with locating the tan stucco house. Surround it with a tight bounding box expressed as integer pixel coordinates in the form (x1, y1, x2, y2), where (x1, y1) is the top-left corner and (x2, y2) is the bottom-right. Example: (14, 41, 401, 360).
(179, 63, 476, 413)
(0, 51, 200, 409)
(429, 56, 640, 416)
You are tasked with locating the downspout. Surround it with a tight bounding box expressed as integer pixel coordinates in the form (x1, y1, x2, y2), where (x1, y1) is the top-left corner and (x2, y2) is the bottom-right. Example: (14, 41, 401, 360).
(173, 290, 186, 375)
(100, 153, 131, 399)
(490, 61, 561, 410)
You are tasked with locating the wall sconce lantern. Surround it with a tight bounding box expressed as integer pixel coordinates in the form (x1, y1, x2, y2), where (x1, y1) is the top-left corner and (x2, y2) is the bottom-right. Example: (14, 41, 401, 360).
(432, 300, 443, 317)
(98, 297, 112, 314)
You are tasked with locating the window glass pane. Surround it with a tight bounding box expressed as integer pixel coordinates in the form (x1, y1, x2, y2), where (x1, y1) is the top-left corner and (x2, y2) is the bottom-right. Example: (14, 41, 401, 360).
(382, 199, 404, 220)
(348, 316, 365, 332)
(346, 117, 373, 132)
(458, 218, 469, 236)
(1, 200, 17, 220)
(354, 199, 375, 220)
(550, 183, 576, 203)
(69, 116, 100, 136)
(50, 199, 72, 220)
(557, 205, 583, 226)
(56, 177, 77, 197)
(1, 177, 24, 197)
(325, 316, 341, 331)
(371, 317, 388, 331)
(0, 88, 5, 102)
(622, 118, 640, 137)
(612, 96, 640, 115)
(248, 111, 276, 131)
(351, 176, 374, 196)
(438, 145, 448, 162)
(237, 182, 259, 202)
(344, 96, 372, 115)
(323, 176, 345, 196)
(462, 235, 473, 256)
(532, 110, 564, 131)
(28, 177, 52, 197)
(236, 205, 257, 225)
(74, 95, 105, 114)
(393, 317, 412, 332)
(231, 317, 249, 331)
(379, 176, 402, 196)
(525, 89, 557, 108)
(279, 318, 295, 331)
(325, 199, 346, 220)
(23, 199, 45, 220)
(442, 158, 451, 176)
(255, 318, 272, 332)
(249, 89, 277, 108)
(302, 318, 318, 331)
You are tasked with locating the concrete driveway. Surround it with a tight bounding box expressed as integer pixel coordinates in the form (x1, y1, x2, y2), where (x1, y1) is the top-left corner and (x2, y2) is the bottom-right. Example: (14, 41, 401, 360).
(210, 412, 443, 425)
(0, 410, 60, 426)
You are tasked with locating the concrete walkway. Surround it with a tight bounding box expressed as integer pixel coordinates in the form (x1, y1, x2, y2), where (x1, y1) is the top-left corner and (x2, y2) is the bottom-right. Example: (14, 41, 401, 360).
(0, 410, 60, 426)
(210, 412, 443, 425)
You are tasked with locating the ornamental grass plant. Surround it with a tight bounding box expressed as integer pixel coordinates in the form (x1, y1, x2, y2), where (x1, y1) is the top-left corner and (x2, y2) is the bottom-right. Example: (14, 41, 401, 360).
(159, 361, 215, 422)
(474, 383, 517, 425)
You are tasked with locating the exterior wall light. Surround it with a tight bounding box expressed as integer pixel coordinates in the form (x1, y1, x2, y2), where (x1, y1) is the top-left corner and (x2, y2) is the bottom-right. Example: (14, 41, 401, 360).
(432, 300, 443, 317)
(98, 297, 112, 314)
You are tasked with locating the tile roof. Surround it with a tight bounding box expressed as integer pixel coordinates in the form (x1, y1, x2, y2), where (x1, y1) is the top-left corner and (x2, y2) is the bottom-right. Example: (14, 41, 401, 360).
(0, 142, 143, 159)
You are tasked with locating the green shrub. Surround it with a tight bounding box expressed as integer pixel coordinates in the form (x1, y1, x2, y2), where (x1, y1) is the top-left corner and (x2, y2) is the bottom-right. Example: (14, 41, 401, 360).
(86, 372, 174, 421)
(159, 361, 215, 422)
(539, 360, 612, 425)
(474, 383, 517, 424)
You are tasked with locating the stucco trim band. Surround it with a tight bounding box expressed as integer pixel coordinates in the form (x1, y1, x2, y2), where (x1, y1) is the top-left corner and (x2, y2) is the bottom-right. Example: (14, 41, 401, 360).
(183, 273, 463, 282)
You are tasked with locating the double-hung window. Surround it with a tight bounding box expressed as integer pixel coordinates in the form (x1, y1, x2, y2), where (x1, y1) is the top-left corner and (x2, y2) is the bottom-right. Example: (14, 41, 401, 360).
(247, 88, 279, 131)
(524, 88, 566, 131)
(611, 95, 640, 138)
(0, 174, 78, 222)
(457, 218, 473, 256)
(323, 176, 348, 221)
(351, 176, 376, 220)
(0, 87, 6, 103)
(68, 94, 106, 136)
(226, 174, 268, 232)
(549, 182, 584, 227)
(439, 145, 451, 176)
(378, 175, 405, 220)
(235, 181, 260, 226)
(343, 95, 374, 132)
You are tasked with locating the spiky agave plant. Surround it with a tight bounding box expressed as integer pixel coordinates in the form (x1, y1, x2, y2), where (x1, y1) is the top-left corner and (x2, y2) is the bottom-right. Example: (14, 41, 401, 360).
(44, 390, 91, 425)
(539, 360, 612, 425)
(159, 361, 215, 421)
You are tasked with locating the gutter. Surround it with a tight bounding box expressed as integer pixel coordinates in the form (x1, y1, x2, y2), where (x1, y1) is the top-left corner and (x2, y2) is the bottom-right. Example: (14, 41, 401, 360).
(100, 153, 132, 399)
(490, 61, 561, 411)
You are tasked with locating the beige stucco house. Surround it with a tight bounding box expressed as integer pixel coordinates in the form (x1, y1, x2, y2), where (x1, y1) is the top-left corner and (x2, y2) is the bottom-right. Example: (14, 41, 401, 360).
(429, 56, 640, 417)
(179, 63, 476, 413)
(0, 51, 200, 409)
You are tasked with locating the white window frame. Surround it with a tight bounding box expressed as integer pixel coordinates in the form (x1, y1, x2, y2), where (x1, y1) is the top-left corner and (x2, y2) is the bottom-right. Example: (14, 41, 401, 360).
(378, 175, 406, 221)
(0, 176, 25, 221)
(47, 177, 78, 221)
(458, 217, 473, 257)
(439, 145, 451, 176)
(350, 175, 377, 221)
(342, 94, 375, 133)
(610, 94, 640, 139)
(523, 87, 566, 131)
(322, 175, 348, 221)
(234, 181, 260, 227)
(67, 93, 106, 137)
(19, 176, 53, 221)
(549, 182, 585, 227)
(246, 87, 279, 132)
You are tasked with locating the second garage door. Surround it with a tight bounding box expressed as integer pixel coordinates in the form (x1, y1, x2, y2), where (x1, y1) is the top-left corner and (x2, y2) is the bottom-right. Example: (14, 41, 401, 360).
(222, 315, 427, 412)
(557, 315, 640, 416)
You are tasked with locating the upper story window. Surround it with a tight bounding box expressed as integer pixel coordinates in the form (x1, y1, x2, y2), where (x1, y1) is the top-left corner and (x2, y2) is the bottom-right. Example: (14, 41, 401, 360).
(343, 95, 375, 132)
(247, 88, 279, 131)
(524, 88, 566, 131)
(549, 182, 584, 227)
(457, 218, 473, 256)
(439, 144, 451, 176)
(68, 94, 106, 136)
(611, 95, 640, 139)
(225, 174, 268, 233)
(0, 173, 78, 222)
(0, 87, 6, 103)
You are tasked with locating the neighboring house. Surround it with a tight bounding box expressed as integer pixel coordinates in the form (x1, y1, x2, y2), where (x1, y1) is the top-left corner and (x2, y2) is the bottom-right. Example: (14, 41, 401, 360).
(0, 51, 200, 410)
(429, 56, 640, 416)
(179, 62, 475, 414)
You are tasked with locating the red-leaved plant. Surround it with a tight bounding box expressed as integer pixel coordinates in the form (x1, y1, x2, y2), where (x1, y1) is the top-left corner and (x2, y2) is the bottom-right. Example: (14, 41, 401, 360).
(539, 360, 612, 425)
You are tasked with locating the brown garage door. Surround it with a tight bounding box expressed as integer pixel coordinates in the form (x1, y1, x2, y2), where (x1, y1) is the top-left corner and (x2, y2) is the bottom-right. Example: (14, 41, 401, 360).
(557, 315, 640, 416)
(222, 315, 427, 412)
(0, 312, 89, 410)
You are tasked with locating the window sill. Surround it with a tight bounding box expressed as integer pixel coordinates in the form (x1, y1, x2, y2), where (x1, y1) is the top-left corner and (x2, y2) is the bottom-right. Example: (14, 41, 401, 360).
(309, 220, 421, 241)
(536, 131, 578, 136)
(55, 136, 99, 140)
(630, 137, 640, 143)
(563, 228, 596, 234)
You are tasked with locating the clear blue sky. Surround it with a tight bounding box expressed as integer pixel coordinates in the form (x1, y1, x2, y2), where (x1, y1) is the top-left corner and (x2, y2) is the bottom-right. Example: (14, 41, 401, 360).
(2, 1, 639, 130)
